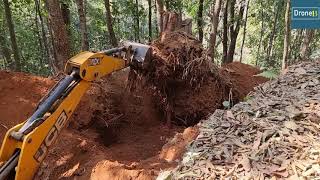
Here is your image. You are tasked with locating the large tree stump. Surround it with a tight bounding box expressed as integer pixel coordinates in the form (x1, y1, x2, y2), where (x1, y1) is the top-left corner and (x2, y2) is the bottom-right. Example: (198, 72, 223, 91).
(161, 12, 192, 42)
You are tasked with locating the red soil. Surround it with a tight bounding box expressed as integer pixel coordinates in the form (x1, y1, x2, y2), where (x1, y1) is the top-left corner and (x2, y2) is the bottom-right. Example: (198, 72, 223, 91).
(0, 71, 55, 144)
(221, 62, 269, 98)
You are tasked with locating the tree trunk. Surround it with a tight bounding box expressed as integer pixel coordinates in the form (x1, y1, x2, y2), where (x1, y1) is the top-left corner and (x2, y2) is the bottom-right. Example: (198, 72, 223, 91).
(289, 29, 303, 64)
(197, 0, 204, 43)
(34, 7, 44, 66)
(0, 6, 12, 69)
(35, 0, 50, 64)
(104, 0, 118, 47)
(0, 32, 12, 69)
(3, 0, 21, 71)
(240, 0, 250, 63)
(135, 0, 140, 42)
(226, 1, 245, 63)
(222, 0, 229, 63)
(162, 12, 181, 33)
(282, 0, 290, 70)
(266, 1, 282, 64)
(256, 0, 264, 66)
(156, 0, 164, 35)
(46, 0, 70, 71)
(300, 30, 314, 60)
(44, 0, 58, 73)
(154, 0, 159, 36)
(148, 0, 152, 42)
(209, 0, 222, 61)
(60, 2, 71, 39)
(76, 0, 89, 51)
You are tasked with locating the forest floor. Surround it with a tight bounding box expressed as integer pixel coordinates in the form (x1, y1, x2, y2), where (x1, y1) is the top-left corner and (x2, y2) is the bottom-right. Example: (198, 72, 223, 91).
(0, 62, 266, 180)
(168, 61, 320, 179)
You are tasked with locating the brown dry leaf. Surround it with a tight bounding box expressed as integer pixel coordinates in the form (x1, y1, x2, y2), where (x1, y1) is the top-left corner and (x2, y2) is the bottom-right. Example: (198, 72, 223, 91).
(284, 121, 298, 131)
(253, 131, 263, 150)
(226, 110, 235, 119)
(295, 67, 307, 75)
(240, 155, 251, 172)
(224, 166, 236, 178)
(288, 174, 299, 180)
(272, 170, 289, 178)
(302, 164, 320, 177)
(262, 130, 276, 142)
(232, 138, 249, 149)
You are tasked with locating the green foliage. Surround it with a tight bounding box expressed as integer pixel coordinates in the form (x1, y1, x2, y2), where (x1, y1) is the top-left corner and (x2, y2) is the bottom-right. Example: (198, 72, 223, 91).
(243, 96, 253, 102)
(256, 69, 279, 80)
(0, 0, 319, 76)
(222, 101, 230, 109)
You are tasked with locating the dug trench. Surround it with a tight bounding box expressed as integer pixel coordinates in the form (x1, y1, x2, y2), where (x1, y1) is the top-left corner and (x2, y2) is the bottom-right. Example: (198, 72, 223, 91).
(0, 34, 268, 180)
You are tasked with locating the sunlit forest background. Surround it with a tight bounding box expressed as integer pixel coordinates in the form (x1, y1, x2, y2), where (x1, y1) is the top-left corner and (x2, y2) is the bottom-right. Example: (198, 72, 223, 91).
(0, 0, 319, 76)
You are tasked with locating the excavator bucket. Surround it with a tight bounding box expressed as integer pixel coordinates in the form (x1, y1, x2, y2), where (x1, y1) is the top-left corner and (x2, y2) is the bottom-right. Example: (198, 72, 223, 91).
(122, 41, 152, 63)
(121, 41, 152, 71)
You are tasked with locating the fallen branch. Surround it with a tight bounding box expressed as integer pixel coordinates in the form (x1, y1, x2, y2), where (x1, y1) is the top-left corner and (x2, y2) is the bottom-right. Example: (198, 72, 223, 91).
(0, 123, 8, 130)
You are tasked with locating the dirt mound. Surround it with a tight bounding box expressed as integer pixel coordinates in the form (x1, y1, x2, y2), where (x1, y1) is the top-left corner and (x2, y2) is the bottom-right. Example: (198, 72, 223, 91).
(220, 62, 269, 98)
(130, 32, 266, 126)
(0, 71, 55, 144)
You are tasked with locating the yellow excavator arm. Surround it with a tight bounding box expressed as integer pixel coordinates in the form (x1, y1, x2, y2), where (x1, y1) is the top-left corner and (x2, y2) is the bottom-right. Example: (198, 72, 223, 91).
(0, 42, 151, 180)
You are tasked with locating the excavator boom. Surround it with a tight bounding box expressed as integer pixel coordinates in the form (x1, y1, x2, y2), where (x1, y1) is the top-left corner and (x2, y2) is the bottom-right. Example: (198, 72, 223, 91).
(0, 42, 151, 180)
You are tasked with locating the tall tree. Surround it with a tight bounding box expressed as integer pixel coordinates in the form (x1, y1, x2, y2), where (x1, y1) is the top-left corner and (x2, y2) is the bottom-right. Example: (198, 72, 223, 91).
(46, 0, 70, 71)
(154, 0, 159, 36)
(148, 0, 152, 42)
(33, 4, 44, 66)
(0, 3, 12, 69)
(76, 0, 89, 50)
(156, 0, 164, 35)
(222, 0, 229, 63)
(0, 29, 12, 69)
(300, 30, 314, 61)
(134, 0, 140, 42)
(266, 1, 282, 64)
(3, 0, 21, 71)
(256, 0, 265, 66)
(35, 0, 50, 63)
(197, 0, 204, 43)
(224, 0, 245, 63)
(104, 0, 118, 47)
(61, 2, 71, 40)
(282, 0, 290, 70)
(289, 29, 303, 63)
(209, 0, 222, 61)
(240, 0, 250, 63)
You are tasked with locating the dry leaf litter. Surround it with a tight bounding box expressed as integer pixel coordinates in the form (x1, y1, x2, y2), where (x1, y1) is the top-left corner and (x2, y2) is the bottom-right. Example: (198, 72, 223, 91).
(163, 61, 320, 180)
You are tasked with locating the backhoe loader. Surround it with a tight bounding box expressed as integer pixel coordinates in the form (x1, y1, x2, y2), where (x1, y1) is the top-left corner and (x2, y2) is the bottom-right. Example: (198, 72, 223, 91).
(0, 42, 151, 180)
